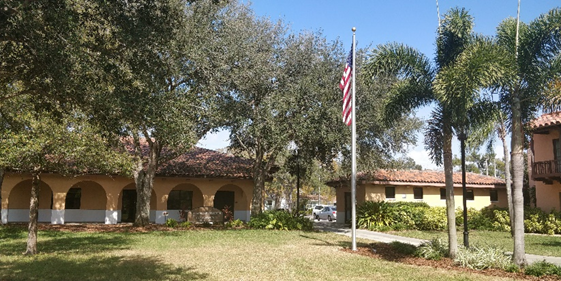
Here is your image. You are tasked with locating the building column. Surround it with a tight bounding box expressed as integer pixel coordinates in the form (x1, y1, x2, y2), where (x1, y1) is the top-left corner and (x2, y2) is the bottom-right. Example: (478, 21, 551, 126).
(1, 191, 8, 224)
(51, 192, 66, 224)
(104, 186, 121, 224)
(203, 194, 216, 207)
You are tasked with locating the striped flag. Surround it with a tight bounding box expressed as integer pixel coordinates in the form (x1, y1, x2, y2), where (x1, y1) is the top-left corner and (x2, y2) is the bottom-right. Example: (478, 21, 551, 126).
(340, 48, 353, 126)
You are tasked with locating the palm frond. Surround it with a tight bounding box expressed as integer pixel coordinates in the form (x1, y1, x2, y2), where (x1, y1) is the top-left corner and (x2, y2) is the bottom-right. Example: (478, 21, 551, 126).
(424, 107, 445, 166)
(365, 43, 435, 125)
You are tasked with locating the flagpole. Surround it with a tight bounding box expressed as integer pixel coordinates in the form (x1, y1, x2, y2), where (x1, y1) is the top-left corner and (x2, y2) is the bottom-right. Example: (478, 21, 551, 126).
(351, 27, 357, 251)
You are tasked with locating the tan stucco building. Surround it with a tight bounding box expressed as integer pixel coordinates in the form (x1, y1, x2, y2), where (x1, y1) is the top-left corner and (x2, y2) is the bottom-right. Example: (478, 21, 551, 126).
(1, 148, 255, 224)
(330, 170, 507, 224)
(529, 111, 561, 212)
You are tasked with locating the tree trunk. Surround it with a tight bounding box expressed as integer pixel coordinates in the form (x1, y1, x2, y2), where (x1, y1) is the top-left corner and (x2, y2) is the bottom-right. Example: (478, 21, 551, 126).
(511, 95, 526, 266)
(251, 157, 265, 215)
(133, 139, 160, 227)
(133, 169, 153, 226)
(443, 124, 457, 259)
(0, 168, 4, 220)
(499, 121, 514, 235)
(25, 171, 41, 255)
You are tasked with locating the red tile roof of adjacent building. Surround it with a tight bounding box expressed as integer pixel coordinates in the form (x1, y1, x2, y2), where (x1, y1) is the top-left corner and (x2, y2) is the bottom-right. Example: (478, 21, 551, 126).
(157, 147, 253, 179)
(330, 169, 505, 187)
(528, 111, 561, 130)
(120, 138, 254, 179)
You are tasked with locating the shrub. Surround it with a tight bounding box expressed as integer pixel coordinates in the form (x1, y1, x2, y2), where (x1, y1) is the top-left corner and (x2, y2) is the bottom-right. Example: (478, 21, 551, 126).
(417, 207, 447, 231)
(454, 245, 512, 270)
(524, 261, 561, 277)
(166, 218, 178, 228)
(356, 201, 393, 230)
(356, 201, 432, 231)
(491, 209, 511, 232)
(505, 264, 520, 273)
(180, 221, 192, 228)
(415, 238, 448, 260)
(248, 210, 313, 231)
(226, 219, 245, 228)
(390, 241, 417, 256)
(456, 208, 492, 230)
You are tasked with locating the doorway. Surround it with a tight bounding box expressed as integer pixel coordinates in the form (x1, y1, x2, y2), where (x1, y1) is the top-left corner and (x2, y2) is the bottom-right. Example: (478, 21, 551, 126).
(214, 191, 235, 220)
(121, 190, 137, 222)
(345, 192, 351, 223)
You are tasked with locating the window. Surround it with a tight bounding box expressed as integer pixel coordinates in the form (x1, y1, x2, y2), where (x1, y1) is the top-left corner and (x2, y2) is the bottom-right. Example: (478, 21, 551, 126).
(440, 188, 446, 200)
(554, 139, 561, 160)
(65, 188, 81, 209)
(385, 186, 395, 200)
(413, 187, 423, 200)
(167, 190, 193, 210)
(465, 189, 474, 201)
(490, 189, 498, 202)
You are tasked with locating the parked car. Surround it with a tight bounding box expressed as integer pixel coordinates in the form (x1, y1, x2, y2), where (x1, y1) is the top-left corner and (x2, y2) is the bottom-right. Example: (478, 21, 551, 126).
(312, 205, 324, 217)
(316, 206, 337, 221)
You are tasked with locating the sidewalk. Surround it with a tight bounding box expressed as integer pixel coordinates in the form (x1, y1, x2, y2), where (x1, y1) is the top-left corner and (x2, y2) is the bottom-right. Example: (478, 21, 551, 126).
(314, 221, 561, 266)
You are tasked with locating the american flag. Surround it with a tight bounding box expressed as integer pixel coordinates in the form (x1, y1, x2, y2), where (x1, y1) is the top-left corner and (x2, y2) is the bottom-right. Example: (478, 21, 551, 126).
(340, 48, 353, 126)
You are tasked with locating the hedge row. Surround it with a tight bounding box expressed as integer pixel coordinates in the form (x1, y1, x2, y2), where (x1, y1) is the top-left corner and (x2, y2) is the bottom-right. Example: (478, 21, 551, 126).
(356, 201, 561, 235)
(248, 210, 313, 231)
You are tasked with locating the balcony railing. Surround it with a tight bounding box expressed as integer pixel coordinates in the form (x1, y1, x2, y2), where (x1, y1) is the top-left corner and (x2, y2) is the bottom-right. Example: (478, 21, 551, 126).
(533, 160, 561, 183)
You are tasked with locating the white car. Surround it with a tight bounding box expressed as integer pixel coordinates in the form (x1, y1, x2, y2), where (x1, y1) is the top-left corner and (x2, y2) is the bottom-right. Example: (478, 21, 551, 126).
(316, 206, 337, 221)
(312, 205, 324, 217)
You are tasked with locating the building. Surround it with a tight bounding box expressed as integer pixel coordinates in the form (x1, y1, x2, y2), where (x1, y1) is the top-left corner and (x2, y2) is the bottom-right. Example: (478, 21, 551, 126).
(529, 111, 561, 211)
(329, 169, 507, 224)
(1, 147, 255, 224)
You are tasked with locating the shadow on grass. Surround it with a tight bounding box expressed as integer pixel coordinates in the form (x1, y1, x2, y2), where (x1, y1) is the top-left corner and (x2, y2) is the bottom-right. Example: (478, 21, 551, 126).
(0, 255, 208, 281)
(0, 225, 27, 239)
(530, 240, 561, 247)
(0, 235, 131, 256)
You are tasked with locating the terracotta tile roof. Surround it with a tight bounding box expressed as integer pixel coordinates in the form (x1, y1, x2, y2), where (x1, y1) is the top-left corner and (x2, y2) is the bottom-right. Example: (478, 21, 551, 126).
(330, 169, 505, 187)
(120, 138, 253, 179)
(157, 147, 253, 179)
(528, 112, 561, 130)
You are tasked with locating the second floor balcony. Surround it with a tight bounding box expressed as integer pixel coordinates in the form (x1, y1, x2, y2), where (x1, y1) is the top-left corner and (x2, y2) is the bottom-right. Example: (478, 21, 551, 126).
(533, 160, 561, 184)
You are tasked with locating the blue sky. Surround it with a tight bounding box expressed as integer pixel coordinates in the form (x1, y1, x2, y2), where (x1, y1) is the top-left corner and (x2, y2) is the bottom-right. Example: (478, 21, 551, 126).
(197, 0, 560, 170)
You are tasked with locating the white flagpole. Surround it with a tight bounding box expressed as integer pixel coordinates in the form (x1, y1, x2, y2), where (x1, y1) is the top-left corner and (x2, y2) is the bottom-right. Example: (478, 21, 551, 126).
(351, 27, 357, 251)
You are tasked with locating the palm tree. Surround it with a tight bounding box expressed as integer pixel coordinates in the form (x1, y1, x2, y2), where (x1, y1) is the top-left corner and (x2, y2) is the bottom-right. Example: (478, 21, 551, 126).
(493, 8, 561, 266)
(366, 8, 502, 258)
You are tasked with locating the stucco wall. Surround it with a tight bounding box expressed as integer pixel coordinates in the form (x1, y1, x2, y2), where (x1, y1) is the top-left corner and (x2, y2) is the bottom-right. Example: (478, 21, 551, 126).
(533, 130, 559, 162)
(536, 182, 561, 212)
(1, 173, 254, 224)
(335, 182, 507, 222)
(531, 129, 561, 212)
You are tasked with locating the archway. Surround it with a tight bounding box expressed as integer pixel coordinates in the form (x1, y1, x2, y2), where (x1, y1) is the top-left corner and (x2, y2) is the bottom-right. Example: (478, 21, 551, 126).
(214, 184, 247, 221)
(8, 180, 53, 222)
(65, 181, 106, 222)
(118, 184, 157, 223)
(166, 183, 203, 221)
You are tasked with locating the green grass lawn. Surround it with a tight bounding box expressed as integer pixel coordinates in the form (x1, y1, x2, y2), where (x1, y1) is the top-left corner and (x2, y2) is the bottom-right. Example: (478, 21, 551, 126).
(393, 230, 561, 257)
(0, 225, 517, 281)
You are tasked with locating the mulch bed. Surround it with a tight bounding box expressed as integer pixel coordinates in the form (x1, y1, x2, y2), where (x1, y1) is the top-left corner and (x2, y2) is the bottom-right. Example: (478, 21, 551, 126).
(341, 243, 559, 280)
(13, 222, 220, 233)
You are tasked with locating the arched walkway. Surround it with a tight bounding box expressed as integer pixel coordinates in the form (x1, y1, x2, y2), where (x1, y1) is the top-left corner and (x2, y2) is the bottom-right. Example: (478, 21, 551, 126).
(64, 181, 107, 223)
(164, 183, 204, 222)
(214, 184, 248, 221)
(7, 180, 53, 222)
(118, 184, 157, 223)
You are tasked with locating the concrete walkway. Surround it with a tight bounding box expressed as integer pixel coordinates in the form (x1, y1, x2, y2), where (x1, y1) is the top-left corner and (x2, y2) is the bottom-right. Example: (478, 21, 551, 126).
(314, 221, 561, 266)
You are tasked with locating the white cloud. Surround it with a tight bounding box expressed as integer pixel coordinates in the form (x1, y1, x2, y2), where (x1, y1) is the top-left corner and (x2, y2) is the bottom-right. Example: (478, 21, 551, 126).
(197, 129, 230, 150)
(407, 148, 440, 170)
